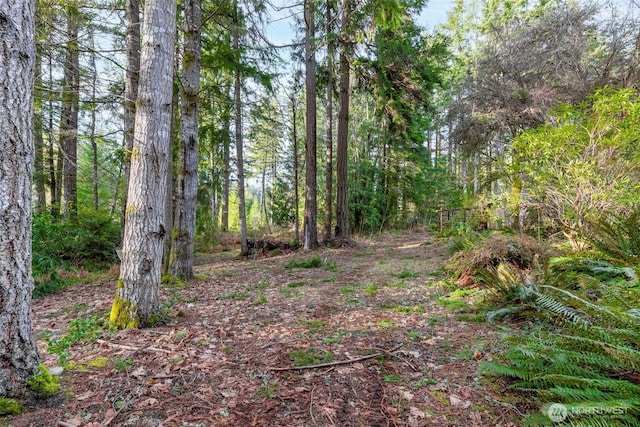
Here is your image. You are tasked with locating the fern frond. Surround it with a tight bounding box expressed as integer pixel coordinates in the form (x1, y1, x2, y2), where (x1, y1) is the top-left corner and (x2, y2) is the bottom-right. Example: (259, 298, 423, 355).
(555, 334, 640, 370)
(534, 292, 590, 326)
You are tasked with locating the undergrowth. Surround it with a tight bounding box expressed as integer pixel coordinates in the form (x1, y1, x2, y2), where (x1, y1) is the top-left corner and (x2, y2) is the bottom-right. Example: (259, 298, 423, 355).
(448, 218, 640, 426)
(32, 212, 120, 297)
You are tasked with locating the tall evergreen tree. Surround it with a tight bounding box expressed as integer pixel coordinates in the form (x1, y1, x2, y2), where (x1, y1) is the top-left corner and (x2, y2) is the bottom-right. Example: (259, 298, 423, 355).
(334, 0, 351, 239)
(60, 2, 80, 218)
(111, 0, 177, 328)
(0, 0, 41, 395)
(303, 0, 318, 250)
(170, 0, 202, 279)
(233, 0, 249, 256)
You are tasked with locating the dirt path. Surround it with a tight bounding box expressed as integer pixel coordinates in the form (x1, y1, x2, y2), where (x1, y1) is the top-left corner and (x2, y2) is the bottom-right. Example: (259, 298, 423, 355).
(9, 231, 524, 426)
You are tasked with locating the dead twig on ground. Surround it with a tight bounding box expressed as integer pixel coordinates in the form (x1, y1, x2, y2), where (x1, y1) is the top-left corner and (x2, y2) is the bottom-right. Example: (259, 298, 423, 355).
(268, 344, 403, 371)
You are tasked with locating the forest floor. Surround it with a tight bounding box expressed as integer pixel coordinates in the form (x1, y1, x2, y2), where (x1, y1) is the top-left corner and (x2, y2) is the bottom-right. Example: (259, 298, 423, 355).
(7, 231, 533, 427)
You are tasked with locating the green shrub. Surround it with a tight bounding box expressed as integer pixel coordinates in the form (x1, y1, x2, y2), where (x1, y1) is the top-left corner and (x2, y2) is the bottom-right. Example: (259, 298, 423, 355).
(45, 315, 103, 365)
(32, 212, 120, 297)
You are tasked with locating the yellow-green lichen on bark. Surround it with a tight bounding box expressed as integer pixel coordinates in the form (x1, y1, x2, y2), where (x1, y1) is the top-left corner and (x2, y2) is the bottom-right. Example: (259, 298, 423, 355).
(125, 202, 136, 215)
(116, 279, 124, 289)
(110, 295, 139, 329)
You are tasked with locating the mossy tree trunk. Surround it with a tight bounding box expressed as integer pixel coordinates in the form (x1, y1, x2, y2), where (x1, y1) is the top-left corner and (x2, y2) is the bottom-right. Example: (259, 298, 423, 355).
(111, 0, 177, 328)
(120, 0, 141, 238)
(0, 0, 41, 396)
(170, 0, 202, 280)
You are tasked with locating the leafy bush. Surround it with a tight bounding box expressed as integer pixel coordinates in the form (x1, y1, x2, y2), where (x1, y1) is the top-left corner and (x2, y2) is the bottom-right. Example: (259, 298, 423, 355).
(32, 212, 120, 297)
(587, 207, 640, 267)
(45, 315, 104, 365)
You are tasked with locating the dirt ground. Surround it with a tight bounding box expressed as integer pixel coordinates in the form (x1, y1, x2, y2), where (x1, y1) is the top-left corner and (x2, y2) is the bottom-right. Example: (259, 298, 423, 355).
(6, 231, 531, 426)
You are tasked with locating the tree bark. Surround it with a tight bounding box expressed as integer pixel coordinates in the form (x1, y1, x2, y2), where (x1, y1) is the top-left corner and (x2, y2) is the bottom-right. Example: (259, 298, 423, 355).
(221, 112, 231, 231)
(234, 0, 249, 256)
(323, 0, 334, 241)
(303, 0, 318, 250)
(34, 53, 47, 214)
(170, 0, 201, 280)
(111, 0, 177, 328)
(335, 0, 351, 239)
(0, 0, 41, 395)
(89, 29, 99, 211)
(60, 4, 79, 218)
(47, 54, 59, 215)
(121, 0, 141, 231)
(291, 88, 300, 242)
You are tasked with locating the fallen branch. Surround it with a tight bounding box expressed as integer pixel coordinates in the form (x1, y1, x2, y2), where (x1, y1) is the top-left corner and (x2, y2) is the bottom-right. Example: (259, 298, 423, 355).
(96, 339, 172, 354)
(268, 343, 403, 371)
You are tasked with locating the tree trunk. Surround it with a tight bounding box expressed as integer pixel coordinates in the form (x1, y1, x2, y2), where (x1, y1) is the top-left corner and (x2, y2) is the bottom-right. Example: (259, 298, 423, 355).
(163, 53, 179, 275)
(121, 0, 141, 231)
(323, 0, 334, 241)
(291, 90, 300, 242)
(111, 0, 177, 328)
(34, 53, 47, 214)
(234, 0, 249, 256)
(47, 54, 59, 215)
(89, 29, 99, 211)
(221, 114, 231, 231)
(61, 4, 79, 218)
(303, 0, 318, 250)
(170, 0, 201, 280)
(0, 1, 41, 395)
(335, 0, 351, 239)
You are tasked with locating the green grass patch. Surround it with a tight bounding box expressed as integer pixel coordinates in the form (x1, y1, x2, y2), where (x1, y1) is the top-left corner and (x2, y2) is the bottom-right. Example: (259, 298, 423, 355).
(438, 298, 468, 310)
(288, 348, 334, 366)
(340, 285, 357, 295)
(217, 291, 248, 301)
(395, 269, 418, 279)
(285, 257, 323, 269)
(385, 305, 425, 314)
(252, 293, 268, 305)
(287, 281, 306, 288)
(383, 281, 406, 289)
(322, 260, 338, 271)
(376, 320, 395, 328)
(256, 381, 279, 399)
(455, 346, 475, 361)
(247, 280, 272, 291)
(364, 284, 379, 296)
(302, 319, 326, 329)
(383, 374, 403, 384)
(456, 313, 486, 322)
(412, 378, 437, 388)
(279, 288, 303, 297)
(427, 316, 445, 327)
